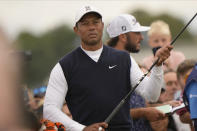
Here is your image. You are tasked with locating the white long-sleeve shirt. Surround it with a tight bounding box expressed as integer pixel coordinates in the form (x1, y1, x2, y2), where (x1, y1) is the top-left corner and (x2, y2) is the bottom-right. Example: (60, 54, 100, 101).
(44, 46, 163, 131)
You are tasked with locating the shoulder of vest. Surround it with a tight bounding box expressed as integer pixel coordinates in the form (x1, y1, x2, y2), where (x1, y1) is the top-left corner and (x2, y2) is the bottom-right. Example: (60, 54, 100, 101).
(59, 47, 80, 63)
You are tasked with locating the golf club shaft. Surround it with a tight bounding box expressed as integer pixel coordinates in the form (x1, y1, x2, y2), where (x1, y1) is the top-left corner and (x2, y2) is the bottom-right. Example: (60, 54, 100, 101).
(104, 13, 197, 124)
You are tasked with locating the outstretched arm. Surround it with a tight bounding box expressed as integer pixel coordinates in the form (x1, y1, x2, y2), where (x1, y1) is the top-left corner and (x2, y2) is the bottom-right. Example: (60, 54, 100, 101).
(130, 56, 163, 102)
(130, 45, 172, 102)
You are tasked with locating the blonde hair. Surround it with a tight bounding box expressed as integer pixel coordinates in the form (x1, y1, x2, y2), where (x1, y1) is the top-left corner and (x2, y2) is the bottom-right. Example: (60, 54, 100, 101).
(148, 20, 171, 37)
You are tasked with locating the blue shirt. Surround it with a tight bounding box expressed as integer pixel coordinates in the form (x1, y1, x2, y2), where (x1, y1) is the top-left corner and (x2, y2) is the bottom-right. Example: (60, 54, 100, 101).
(184, 63, 197, 130)
(130, 91, 153, 131)
(186, 81, 197, 119)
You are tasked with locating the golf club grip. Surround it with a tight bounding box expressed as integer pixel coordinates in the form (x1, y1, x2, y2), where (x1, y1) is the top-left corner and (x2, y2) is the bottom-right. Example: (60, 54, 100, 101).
(104, 99, 125, 123)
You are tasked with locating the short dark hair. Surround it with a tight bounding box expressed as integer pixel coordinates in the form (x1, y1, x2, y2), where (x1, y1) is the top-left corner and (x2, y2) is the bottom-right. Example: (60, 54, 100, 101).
(107, 36, 119, 47)
(176, 59, 196, 80)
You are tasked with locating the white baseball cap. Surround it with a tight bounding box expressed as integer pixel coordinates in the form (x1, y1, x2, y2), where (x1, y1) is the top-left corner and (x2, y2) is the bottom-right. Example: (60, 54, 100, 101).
(107, 14, 150, 38)
(75, 5, 102, 25)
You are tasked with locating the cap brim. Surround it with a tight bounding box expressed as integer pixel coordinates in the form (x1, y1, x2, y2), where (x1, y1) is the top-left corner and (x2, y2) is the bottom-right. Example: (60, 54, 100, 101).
(76, 11, 102, 24)
(131, 26, 150, 32)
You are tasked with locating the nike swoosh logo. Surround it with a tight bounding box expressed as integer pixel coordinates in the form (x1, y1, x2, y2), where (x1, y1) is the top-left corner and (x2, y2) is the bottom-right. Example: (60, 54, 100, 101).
(109, 65, 117, 69)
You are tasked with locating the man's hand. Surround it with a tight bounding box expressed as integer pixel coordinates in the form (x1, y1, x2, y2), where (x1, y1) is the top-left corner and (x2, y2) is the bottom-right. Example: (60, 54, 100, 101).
(144, 107, 165, 121)
(130, 107, 165, 122)
(164, 100, 181, 107)
(83, 122, 108, 131)
(179, 111, 192, 124)
(154, 44, 173, 66)
(150, 117, 168, 131)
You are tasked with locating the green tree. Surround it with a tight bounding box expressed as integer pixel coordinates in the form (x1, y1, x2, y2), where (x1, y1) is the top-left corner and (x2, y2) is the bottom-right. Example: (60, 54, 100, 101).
(130, 10, 194, 41)
(15, 25, 76, 87)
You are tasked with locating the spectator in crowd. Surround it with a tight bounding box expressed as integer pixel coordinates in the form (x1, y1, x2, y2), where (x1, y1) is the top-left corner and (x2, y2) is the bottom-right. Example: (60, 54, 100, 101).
(176, 59, 196, 119)
(28, 86, 47, 120)
(163, 69, 181, 101)
(176, 59, 196, 95)
(183, 62, 197, 130)
(159, 69, 191, 131)
(148, 69, 187, 131)
(142, 20, 185, 71)
(176, 59, 196, 130)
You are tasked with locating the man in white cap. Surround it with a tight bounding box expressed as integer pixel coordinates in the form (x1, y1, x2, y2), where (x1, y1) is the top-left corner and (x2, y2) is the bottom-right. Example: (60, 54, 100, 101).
(107, 14, 174, 130)
(44, 6, 171, 131)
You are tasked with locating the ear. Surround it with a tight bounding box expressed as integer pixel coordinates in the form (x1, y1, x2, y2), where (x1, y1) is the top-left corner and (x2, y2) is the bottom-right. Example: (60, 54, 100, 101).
(101, 22, 104, 29)
(73, 26, 79, 35)
(119, 34, 127, 43)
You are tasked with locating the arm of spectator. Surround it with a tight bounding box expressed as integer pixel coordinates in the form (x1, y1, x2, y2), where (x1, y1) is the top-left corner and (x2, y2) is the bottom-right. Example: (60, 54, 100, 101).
(130, 107, 165, 122)
(43, 63, 85, 131)
(179, 112, 193, 124)
(150, 117, 168, 131)
(130, 56, 163, 102)
(146, 102, 164, 107)
(163, 100, 182, 107)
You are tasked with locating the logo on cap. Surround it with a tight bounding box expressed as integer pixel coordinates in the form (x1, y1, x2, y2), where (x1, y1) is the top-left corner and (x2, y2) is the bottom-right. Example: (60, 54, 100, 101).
(132, 18, 137, 25)
(85, 6, 91, 11)
(122, 26, 127, 31)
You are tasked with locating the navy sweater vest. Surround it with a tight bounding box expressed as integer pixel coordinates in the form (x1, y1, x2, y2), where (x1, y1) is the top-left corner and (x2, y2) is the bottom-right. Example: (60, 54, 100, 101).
(59, 45, 132, 130)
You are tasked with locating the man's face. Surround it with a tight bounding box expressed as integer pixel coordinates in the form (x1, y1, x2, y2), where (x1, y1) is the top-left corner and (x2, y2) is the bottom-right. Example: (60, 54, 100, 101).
(164, 72, 179, 97)
(124, 32, 144, 53)
(148, 33, 171, 48)
(74, 13, 104, 46)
